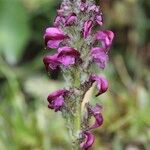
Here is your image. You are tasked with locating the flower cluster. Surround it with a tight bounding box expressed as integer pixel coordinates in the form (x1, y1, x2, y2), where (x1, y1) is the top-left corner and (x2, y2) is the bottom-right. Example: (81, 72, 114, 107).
(43, 0, 114, 149)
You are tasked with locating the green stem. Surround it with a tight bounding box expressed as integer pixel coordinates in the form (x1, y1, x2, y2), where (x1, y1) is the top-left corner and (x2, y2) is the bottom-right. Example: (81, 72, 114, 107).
(70, 68, 82, 150)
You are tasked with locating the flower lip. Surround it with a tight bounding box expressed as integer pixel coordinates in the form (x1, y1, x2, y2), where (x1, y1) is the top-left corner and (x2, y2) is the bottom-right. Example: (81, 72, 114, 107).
(58, 46, 80, 57)
(80, 131, 95, 150)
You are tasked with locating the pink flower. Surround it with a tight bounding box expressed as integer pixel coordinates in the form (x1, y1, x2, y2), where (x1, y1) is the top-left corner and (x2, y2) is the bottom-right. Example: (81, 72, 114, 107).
(57, 46, 80, 67)
(89, 75, 108, 96)
(83, 20, 93, 38)
(43, 54, 60, 70)
(88, 104, 103, 130)
(47, 89, 68, 112)
(95, 30, 114, 51)
(80, 131, 95, 150)
(91, 47, 108, 69)
(44, 27, 68, 48)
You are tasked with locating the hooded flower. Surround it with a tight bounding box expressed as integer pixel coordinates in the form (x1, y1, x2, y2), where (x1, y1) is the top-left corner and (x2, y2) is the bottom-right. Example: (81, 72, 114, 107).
(88, 104, 103, 130)
(89, 75, 108, 96)
(57, 46, 80, 67)
(47, 89, 68, 112)
(43, 54, 60, 70)
(91, 47, 108, 69)
(65, 13, 77, 26)
(80, 131, 95, 150)
(80, 2, 88, 11)
(83, 20, 93, 38)
(44, 27, 68, 48)
(95, 30, 114, 51)
(54, 13, 77, 27)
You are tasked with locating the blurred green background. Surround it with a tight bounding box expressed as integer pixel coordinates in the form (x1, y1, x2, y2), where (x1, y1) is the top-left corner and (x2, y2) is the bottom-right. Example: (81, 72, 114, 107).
(0, 0, 150, 150)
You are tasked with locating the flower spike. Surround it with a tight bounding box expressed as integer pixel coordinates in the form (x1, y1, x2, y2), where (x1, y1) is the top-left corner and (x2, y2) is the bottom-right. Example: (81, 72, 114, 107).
(43, 0, 114, 149)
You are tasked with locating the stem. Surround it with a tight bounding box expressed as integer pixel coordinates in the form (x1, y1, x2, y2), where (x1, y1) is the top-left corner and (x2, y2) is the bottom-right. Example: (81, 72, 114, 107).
(68, 68, 82, 150)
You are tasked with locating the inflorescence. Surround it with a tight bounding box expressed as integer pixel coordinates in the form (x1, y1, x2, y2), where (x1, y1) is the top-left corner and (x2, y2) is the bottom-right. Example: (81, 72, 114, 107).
(43, 0, 114, 149)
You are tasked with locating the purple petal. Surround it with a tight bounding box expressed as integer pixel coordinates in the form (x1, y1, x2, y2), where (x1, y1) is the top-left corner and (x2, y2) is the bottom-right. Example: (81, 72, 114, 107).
(43, 54, 60, 70)
(44, 27, 68, 48)
(83, 20, 93, 38)
(95, 30, 114, 50)
(91, 47, 108, 69)
(88, 104, 103, 130)
(80, 131, 95, 150)
(47, 89, 68, 112)
(89, 75, 108, 96)
(57, 46, 80, 67)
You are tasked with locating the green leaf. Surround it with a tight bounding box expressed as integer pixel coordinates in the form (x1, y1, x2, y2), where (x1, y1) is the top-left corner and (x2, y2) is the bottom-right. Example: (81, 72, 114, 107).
(0, 0, 30, 63)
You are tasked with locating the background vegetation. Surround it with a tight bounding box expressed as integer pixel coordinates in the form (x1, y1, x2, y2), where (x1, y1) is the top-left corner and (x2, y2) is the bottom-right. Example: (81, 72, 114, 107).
(0, 0, 149, 149)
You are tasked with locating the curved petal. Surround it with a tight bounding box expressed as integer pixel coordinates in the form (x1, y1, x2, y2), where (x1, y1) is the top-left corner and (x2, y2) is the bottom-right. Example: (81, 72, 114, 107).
(88, 104, 103, 130)
(80, 131, 95, 150)
(89, 75, 108, 96)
